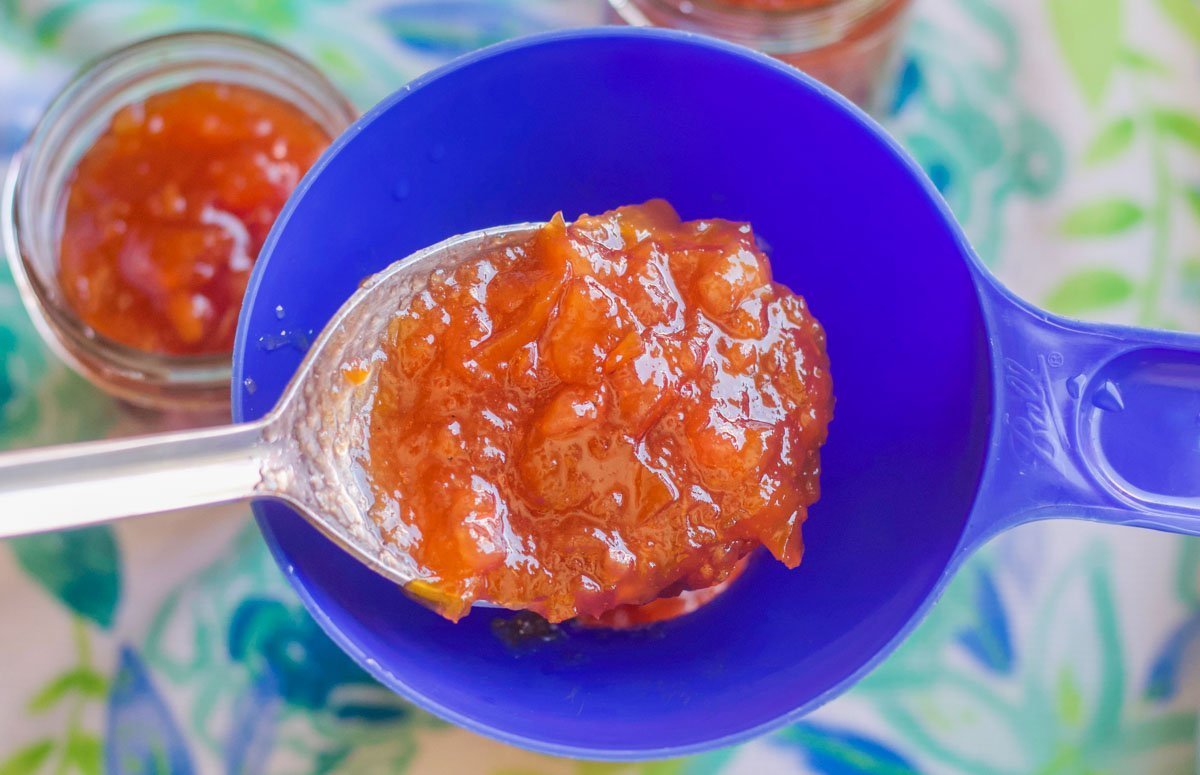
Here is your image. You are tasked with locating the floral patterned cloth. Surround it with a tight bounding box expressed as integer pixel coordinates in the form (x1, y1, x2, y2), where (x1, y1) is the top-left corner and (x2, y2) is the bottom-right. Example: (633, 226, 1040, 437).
(3, 1, 1200, 773)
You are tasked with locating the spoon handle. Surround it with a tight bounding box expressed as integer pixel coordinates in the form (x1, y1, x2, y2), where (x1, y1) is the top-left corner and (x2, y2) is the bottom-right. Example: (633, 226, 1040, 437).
(0, 421, 269, 539)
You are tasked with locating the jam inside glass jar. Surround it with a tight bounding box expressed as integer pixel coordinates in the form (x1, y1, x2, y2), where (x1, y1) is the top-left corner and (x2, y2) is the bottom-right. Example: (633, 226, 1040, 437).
(609, 0, 913, 113)
(5, 32, 355, 411)
(362, 201, 834, 623)
(58, 81, 330, 356)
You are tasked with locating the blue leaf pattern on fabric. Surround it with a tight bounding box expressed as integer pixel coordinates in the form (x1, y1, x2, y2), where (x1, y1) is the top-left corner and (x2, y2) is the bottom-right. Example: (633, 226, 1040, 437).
(773, 722, 920, 774)
(224, 675, 278, 775)
(227, 598, 375, 711)
(376, 1, 549, 56)
(889, 57, 923, 115)
(329, 700, 410, 723)
(105, 647, 194, 775)
(956, 567, 1013, 673)
(927, 160, 953, 194)
(1145, 611, 1200, 702)
(0, 326, 20, 414)
(1, 123, 26, 156)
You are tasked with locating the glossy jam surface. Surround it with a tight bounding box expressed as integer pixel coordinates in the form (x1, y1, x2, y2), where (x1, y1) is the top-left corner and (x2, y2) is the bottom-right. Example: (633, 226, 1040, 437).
(59, 82, 329, 355)
(577, 555, 750, 629)
(365, 201, 833, 622)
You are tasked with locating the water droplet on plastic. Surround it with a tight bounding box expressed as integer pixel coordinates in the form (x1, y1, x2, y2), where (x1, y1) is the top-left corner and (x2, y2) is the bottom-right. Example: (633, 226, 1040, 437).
(274, 304, 285, 319)
(257, 329, 311, 352)
(428, 143, 446, 162)
(392, 179, 410, 200)
(1092, 380, 1125, 412)
(1067, 373, 1087, 398)
(243, 377, 257, 395)
(258, 333, 284, 351)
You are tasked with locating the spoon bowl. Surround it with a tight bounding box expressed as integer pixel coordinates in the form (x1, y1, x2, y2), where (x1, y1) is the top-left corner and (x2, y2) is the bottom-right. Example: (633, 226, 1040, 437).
(265, 223, 541, 600)
(0, 224, 539, 611)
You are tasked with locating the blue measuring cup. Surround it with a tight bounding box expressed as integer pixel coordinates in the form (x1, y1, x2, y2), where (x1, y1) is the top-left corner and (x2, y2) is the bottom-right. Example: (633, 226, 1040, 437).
(233, 28, 1200, 760)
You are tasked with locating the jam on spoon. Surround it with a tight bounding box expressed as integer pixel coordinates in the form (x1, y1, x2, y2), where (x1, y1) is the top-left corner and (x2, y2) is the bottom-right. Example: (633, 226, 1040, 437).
(362, 201, 834, 622)
(0, 205, 832, 628)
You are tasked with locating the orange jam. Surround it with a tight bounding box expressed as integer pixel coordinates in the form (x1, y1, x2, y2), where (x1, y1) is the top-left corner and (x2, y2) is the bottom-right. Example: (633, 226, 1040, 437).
(577, 555, 751, 629)
(365, 201, 833, 622)
(58, 82, 330, 355)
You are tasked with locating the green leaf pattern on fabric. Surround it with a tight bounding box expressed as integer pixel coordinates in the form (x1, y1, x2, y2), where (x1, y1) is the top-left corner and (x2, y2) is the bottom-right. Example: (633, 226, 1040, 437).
(27, 667, 107, 713)
(1044, 268, 1135, 314)
(1119, 47, 1171, 73)
(0, 741, 53, 775)
(1158, 0, 1200, 43)
(1181, 258, 1200, 302)
(1061, 200, 1145, 236)
(1153, 108, 1200, 148)
(1056, 667, 1085, 727)
(1051, 0, 1200, 326)
(9, 527, 120, 630)
(63, 734, 101, 775)
(1049, 0, 1122, 105)
(1084, 117, 1135, 165)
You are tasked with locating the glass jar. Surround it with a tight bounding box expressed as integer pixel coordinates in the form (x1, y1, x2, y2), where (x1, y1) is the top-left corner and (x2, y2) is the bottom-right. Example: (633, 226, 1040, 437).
(608, 0, 913, 114)
(2, 31, 356, 413)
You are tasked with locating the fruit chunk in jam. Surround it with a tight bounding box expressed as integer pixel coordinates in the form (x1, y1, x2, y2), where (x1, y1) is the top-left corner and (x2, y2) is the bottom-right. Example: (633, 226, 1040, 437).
(58, 82, 330, 355)
(365, 201, 833, 622)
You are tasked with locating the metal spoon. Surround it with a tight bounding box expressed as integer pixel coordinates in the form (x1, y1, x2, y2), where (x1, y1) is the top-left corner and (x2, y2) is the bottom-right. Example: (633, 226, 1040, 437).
(0, 223, 539, 601)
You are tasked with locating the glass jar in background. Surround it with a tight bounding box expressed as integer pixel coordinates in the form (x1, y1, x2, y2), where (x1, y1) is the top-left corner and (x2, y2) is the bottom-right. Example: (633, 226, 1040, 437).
(2, 31, 356, 414)
(608, 0, 913, 114)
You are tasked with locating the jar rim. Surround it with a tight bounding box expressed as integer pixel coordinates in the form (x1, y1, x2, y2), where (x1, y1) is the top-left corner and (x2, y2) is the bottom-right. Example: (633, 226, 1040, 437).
(3, 30, 356, 411)
(609, 0, 901, 50)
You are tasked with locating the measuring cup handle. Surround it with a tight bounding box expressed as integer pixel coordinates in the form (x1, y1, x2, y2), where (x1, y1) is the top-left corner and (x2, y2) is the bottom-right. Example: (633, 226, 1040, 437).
(967, 293, 1200, 547)
(0, 421, 270, 539)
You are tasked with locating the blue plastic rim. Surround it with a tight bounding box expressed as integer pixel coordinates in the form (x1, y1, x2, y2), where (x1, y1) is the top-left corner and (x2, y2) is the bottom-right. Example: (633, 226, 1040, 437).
(233, 27, 1200, 760)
